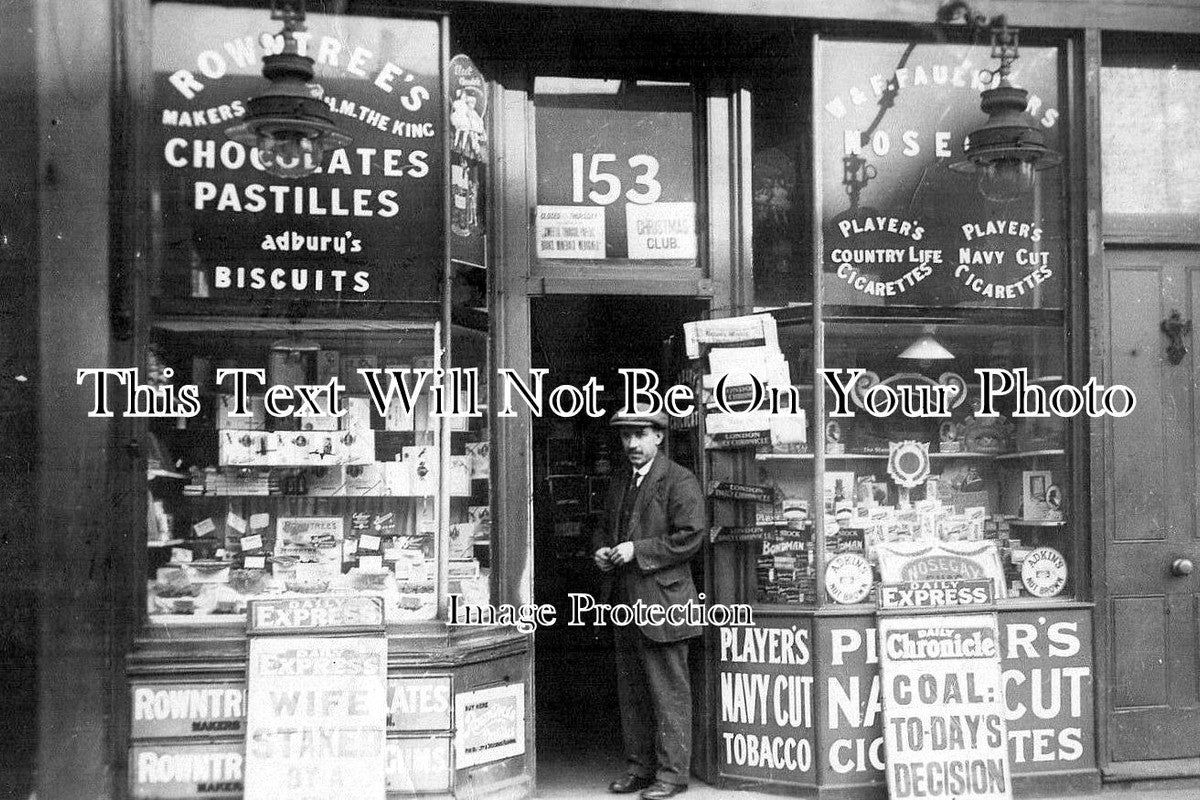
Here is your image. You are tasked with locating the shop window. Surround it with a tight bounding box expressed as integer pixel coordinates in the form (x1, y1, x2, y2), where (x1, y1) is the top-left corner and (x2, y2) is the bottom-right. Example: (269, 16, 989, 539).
(751, 65, 814, 310)
(818, 37, 1066, 310)
(1102, 35, 1200, 238)
(726, 33, 1080, 610)
(142, 4, 493, 626)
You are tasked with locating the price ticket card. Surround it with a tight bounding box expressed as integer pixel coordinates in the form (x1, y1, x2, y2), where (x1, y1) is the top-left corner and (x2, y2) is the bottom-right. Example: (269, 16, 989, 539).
(240, 534, 264, 552)
(244, 555, 266, 570)
(249, 513, 270, 530)
(227, 511, 247, 534)
(192, 518, 217, 537)
(359, 534, 382, 552)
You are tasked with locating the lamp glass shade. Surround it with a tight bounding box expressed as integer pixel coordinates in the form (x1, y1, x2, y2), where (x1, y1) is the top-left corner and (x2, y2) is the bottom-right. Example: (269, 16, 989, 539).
(258, 131, 323, 180)
(270, 335, 321, 353)
(224, 30, 352, 180)
(949, 85, 1061, 202)
(899, 333, 955, 361)
(978, 159, 1035, 204)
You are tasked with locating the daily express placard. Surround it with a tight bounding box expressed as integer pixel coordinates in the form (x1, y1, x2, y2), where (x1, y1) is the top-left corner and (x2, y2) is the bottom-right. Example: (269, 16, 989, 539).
(878, 614, 1012, 800)
(244, 635, 388, 800)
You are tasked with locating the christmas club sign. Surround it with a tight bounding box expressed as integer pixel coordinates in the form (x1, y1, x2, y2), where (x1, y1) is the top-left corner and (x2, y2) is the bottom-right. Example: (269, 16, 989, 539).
(152, 4, 444, 301)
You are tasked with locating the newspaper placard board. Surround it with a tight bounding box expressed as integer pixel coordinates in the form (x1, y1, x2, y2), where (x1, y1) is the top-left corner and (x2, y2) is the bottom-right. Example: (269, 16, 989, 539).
(878, 613, 1013, 800)
(708, 481, 775, 504)
(877, 579, 995, 613)
(877, 541, 1007, 601)
(244, 596, 388, 800)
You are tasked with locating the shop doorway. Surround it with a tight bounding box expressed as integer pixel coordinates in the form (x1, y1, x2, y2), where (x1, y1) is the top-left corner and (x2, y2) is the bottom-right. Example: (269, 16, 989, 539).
(1102, 249, 1200, 771)
(530, 295, 706, 795)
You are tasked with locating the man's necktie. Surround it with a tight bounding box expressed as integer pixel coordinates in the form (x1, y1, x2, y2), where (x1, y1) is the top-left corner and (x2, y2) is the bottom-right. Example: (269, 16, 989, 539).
(618, 470, 640, 542)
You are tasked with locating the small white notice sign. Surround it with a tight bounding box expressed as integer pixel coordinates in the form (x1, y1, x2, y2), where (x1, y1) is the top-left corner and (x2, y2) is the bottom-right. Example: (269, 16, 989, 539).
(455, 683, 525, 768)
(535, 205, 606, 259)
(625, 201, 696, 259)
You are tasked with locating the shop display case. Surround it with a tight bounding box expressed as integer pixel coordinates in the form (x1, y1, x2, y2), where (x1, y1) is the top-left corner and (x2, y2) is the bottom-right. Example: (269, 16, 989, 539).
(121, 7, 532, 799)
(137, 4, 498, 634)
(144, 317, 493, 625)
(709, 29, 1083, 611)
(706, 26, 1094, 796)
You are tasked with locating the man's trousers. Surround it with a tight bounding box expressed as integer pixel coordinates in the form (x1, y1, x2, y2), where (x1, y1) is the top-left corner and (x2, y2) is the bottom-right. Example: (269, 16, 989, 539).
(613, 622, 692, 786)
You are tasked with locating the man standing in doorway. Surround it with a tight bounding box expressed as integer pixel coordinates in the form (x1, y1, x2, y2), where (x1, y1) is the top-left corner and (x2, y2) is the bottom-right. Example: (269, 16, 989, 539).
(593, 407, 706, 799)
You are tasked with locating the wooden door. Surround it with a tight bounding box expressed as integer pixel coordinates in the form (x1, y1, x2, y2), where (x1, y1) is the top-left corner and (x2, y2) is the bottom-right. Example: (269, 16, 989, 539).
(1104, 249, 1200, 764)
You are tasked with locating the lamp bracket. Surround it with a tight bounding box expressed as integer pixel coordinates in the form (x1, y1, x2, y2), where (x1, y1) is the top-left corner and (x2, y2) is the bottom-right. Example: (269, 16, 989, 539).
(271, 0, 307, 28)
(936, 2, 1020, 83)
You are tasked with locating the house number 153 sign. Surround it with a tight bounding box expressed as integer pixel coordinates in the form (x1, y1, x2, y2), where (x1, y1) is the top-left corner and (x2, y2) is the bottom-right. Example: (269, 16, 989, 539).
(572, 153, 663, 205)
(535, 85, 697, 260)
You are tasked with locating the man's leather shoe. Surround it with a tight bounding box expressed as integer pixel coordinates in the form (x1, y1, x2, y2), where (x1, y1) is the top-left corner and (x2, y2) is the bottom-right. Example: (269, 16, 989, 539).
(608, 774, 654, 794)
(640, 781, 687, 799)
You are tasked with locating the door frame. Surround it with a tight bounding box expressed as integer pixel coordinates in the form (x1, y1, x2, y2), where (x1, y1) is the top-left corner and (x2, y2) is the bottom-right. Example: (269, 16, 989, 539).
(1090, 25, 1200, 781)
(1094, 245, 1200, 780)
(489, 42, 750, 784)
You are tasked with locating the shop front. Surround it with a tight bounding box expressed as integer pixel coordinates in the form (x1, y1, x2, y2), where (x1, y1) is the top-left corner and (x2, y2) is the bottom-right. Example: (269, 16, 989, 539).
(464, 7, 1103, 797)
(31, 1, 1200, 799)
(123, 5, 530, 800)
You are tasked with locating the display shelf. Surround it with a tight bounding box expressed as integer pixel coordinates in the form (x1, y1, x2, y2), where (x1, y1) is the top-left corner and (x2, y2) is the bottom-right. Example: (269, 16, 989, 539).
(147, 539, 184, 548)
(994, 449, 1067, 460)
(1009, 518, 1067, 527)
(930, 452, 995, 459)
(148, 468, 189, 480)
(151, 297, 442, 322)
(821, 304, 1065, 326)
(756, 451, 996, 461)
(152, 316, 438, 334)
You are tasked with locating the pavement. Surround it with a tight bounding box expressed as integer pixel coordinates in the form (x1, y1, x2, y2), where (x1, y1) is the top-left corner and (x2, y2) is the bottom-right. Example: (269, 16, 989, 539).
(536, 748, 1200, 800)
(536, 776, 1200, 800)
(534, 646, 1200, 800)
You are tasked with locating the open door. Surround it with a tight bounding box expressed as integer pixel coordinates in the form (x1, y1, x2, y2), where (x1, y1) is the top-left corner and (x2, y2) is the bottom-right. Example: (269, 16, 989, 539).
(530, 295, 711, 792)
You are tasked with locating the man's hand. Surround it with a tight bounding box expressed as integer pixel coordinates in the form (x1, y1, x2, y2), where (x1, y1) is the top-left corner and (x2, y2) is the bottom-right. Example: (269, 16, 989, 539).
(594, 547, 615, 572)
(608, 541, 635, 567)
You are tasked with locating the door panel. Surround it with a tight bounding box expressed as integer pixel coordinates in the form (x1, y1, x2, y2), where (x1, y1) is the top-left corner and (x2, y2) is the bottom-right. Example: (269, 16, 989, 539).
(1111, 596, 1167, 707)
(1109, 269, 1170, 539)
(1105, 250, 1200, 764)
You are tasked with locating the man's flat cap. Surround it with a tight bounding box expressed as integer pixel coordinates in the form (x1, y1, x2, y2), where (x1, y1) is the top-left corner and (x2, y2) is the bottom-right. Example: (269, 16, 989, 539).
(609, 407, 670, 430)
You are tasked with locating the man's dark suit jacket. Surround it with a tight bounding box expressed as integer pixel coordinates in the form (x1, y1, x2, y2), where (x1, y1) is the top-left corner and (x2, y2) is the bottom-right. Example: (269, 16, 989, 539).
(593, 454, 706, 643)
